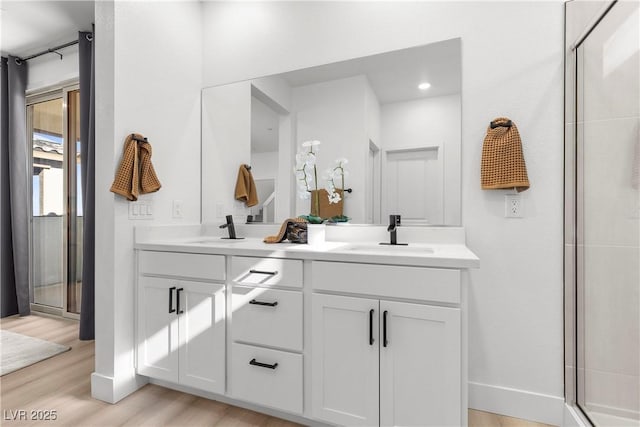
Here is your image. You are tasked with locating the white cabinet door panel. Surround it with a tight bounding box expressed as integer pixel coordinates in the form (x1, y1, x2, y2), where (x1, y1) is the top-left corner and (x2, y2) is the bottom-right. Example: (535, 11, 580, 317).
(311, 294, 379, 426)
(137, 277, 179, 382)
(178, 281, 225, 394)
(380, 301, 461, 427)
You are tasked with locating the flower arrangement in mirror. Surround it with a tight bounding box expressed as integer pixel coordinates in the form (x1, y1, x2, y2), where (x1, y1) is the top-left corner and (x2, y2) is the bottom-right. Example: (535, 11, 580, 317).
(294, 140, 324, 224)
(323, 158, 350, 223)
(294, 140, 350, 223)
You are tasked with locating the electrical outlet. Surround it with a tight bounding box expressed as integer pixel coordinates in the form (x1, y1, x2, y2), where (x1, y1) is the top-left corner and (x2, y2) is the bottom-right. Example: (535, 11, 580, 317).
(172, 200, 183, 219)
(505, 194, 523, 218)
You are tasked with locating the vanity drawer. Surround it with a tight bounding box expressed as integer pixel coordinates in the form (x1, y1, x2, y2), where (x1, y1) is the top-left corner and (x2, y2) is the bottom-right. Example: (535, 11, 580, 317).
(231, 343, 303, 415)
(231, 256, 303, 288)
(139, 251, 225, 281)
(232, 286, 302, 351)
(311, 261, 460, 304)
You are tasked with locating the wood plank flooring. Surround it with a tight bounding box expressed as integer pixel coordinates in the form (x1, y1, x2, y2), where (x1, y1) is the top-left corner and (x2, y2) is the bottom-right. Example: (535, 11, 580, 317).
(1, 314, 556, 427)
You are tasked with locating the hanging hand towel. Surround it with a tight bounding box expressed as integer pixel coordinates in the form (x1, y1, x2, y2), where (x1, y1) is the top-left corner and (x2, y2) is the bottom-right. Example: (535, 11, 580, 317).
(481, 117, 530, 192)
(110, 133, 161, 201)
(234, 164, 258, 207)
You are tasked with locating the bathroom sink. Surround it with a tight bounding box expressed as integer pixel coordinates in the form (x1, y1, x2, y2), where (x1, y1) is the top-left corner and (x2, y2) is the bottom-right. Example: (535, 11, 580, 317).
(185, 237, 246, 244)
(343, 243, 434, 255)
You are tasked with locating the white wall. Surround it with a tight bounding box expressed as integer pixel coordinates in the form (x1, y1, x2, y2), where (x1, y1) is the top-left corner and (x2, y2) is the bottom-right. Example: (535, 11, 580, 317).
(364, 79, 381, 224)
(93, 0, 203, 403)
(251, 151, 278, 180)
(381, 94, 461, 224)
(202, 82, 252, 224)
(202, 2, 565, 424)
(293, 75, 370, 222)
(26, 45, 79, 92)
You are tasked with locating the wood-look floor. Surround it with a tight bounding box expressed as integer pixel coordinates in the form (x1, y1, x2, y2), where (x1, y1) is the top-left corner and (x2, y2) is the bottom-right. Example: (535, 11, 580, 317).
(0, 314, 556, 427)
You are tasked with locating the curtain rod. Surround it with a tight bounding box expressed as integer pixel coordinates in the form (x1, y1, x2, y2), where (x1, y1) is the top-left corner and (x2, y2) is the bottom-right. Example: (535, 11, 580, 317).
(18, 33, 93, 63)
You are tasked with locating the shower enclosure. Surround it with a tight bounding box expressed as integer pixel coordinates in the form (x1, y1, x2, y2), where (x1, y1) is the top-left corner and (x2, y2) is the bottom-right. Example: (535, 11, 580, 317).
(565, 1, 639, 426)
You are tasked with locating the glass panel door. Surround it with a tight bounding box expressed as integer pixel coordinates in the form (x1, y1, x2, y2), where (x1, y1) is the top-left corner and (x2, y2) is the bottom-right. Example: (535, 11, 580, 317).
(575, 1, 640, 425)
(67, 89, 82, 314)
(28, 86, 82, 316)
(30, 97, 64, 309)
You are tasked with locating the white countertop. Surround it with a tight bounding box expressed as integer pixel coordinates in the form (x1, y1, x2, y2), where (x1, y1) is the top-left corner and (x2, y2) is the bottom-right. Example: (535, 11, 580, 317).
(135, 231, 480, 269)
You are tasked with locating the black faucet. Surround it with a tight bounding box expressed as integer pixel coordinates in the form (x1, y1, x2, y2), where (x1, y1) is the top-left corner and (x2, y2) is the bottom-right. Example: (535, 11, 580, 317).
(380, 214, 407, 246)
(219, 215, 243, 239)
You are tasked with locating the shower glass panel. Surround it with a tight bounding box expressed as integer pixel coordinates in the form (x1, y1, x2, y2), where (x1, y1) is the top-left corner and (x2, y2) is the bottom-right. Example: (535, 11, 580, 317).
(575, 2, 640, 426)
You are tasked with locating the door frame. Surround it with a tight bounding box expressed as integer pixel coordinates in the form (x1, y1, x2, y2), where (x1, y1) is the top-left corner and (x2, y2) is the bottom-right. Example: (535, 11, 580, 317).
(26, 80, 80, 320)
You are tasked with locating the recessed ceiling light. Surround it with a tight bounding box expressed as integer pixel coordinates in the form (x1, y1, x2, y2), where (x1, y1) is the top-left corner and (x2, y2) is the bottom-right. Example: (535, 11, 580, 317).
(418, 82, 431, 90)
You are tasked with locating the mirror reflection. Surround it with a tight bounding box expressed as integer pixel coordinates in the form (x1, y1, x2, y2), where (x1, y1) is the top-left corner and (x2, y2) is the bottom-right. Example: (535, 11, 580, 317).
(202, 37, 461, 225)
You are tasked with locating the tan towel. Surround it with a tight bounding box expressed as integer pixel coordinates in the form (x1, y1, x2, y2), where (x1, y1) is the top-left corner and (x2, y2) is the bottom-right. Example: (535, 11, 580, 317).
(264, 217, 308, 243)
(481, 117, 530, 192)
(110, 133, 161, 201)
(235, 164, 258, 207)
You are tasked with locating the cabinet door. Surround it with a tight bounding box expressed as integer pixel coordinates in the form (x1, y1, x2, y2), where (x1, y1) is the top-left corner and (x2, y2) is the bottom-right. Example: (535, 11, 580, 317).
(178, 281, 226, 394)
(137, 276, 179, 382)
(311, 294, 379, 426)
(380, 301, 461, 427)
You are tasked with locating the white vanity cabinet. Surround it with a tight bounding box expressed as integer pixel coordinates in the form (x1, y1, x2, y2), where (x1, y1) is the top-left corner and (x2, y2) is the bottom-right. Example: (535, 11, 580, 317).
(136, 251, 226, 394)
(134, 233, 476, 427)
(311, 261, 463, 427)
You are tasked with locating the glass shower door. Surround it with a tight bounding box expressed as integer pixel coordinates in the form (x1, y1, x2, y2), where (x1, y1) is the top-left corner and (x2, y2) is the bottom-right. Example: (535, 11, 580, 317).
(575, 1, 639, 425)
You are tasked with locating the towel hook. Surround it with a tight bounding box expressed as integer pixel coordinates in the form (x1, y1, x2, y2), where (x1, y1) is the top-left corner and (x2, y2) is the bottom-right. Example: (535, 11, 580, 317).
(131, 133, 148, 143)
(490, 120, 512, 129)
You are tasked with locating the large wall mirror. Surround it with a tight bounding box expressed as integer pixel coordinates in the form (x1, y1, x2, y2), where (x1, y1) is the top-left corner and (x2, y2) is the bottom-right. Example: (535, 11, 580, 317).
(202, 37, 461, 225)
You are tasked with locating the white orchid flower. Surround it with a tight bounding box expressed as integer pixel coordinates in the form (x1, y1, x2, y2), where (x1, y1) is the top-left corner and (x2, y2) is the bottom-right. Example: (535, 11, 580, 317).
(330, 168, 342, 180)
(301, 140, 321, 148)
(328, 191, 342, 204)
(304, 152, 316, 167)
(298, 190, 311, 200)
(295, 152, 307, 165)
(324, 180, 335, 192)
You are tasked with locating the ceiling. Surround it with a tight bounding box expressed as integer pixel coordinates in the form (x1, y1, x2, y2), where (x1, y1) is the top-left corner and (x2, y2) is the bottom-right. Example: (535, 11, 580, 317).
(279, 38, 462, 104)
(0, 1, 94, 58)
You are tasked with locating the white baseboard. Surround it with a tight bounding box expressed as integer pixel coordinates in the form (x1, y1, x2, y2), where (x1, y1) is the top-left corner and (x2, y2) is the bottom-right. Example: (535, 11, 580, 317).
(563, 403, 591, 427)
(586, 402, 640, 422)
(91, 371, 148, 404)
(469, 381, 565, 426)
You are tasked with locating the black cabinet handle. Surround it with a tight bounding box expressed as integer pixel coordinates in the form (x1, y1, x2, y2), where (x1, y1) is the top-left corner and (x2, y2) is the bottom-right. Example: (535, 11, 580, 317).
(249, 299, 278, 307)
(249, 358, 278, 369)
(383, 310, 388, 347)
(169, 287, 176, 313)
(249, 269, 278, 276)
(369, 309, 375, 345)
(176, 288, 184, 314)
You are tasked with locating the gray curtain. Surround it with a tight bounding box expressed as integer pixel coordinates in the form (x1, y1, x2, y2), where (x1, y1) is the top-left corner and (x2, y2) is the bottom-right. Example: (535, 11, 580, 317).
(0, 56, 29, 317)
(79, 31, 95, 340)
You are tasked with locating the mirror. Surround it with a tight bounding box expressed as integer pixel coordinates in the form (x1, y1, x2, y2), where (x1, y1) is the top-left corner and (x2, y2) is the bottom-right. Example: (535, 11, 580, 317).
(202, 38, 461, 225)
